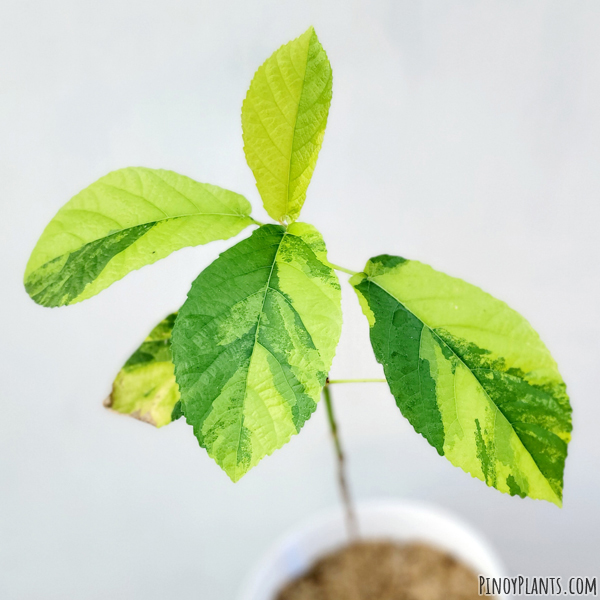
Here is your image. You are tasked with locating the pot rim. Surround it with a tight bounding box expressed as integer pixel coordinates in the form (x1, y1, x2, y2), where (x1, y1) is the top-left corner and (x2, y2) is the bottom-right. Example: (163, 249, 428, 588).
(238, 498, 507, 600)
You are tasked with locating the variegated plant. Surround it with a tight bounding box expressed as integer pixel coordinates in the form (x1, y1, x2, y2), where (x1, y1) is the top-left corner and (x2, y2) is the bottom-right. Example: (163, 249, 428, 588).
(25, 27, 572, 506)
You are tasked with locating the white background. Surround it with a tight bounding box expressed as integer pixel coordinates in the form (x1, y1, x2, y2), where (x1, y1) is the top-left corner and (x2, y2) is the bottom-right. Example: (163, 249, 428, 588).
(2, 1, 599, 598)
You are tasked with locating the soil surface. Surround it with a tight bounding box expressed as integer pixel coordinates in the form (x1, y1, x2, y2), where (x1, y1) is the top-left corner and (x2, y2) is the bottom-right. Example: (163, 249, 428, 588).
(276, 540, 489, 600)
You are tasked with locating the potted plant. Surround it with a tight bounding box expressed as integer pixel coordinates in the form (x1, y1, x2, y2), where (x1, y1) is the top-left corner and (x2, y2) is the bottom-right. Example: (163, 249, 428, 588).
(24, 27, 572, 599)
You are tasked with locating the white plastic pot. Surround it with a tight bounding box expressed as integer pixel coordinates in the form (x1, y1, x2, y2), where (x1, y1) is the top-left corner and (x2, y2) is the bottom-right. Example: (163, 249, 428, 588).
(238, 500, 507, 600)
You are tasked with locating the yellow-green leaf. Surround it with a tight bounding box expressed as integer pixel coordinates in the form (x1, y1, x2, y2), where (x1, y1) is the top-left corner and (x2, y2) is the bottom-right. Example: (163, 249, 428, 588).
(24, 168, 254, 307)
(106, 313, 180, 427)
(242, 27, 332, 224)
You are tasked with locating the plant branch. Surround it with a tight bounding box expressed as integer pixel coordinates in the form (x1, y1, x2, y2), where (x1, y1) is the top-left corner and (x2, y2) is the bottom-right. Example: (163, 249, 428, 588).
(323, 382, 358, 540)
(328, 378, 387, 384)
(250, 218, 265, 226)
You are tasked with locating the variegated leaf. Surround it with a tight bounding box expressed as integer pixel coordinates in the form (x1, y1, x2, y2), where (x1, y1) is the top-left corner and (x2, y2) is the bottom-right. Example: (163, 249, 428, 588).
(351, 255, 572, 506)
(172, 223, 342, 481)
(106, 313, 180, 427)
(25, 168, 254, 307)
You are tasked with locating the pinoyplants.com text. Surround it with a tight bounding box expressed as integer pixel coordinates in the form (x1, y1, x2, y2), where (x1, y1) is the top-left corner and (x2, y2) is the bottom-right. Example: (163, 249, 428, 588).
(479, 575, 597, 596)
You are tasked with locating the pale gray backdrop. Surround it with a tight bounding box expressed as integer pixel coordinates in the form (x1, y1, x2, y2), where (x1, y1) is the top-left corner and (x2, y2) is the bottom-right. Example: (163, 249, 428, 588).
(1, 1, 599, 598)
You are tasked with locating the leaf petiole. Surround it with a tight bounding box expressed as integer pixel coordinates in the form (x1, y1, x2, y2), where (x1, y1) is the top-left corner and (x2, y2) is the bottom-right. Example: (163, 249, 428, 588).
(326, 261, 359, 276)
(327, 378, 387, 384)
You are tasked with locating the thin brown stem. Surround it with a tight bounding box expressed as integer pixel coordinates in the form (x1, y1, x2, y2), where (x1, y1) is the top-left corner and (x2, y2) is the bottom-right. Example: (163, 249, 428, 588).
(323, 382, 359, 540)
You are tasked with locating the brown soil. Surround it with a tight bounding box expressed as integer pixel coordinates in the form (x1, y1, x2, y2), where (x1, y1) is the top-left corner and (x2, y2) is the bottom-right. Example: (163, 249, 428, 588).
(276, 541, 489, 600)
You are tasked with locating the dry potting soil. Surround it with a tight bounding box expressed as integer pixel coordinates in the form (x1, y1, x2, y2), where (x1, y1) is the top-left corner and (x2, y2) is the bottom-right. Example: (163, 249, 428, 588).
(276, 540, 490, 600)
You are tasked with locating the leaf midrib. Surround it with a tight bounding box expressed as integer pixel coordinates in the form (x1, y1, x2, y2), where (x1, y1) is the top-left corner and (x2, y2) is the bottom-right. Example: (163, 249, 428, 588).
(281, 34, 311, 221)
(230, 229, 328, 479)
(31, 212, 253, 277)
(365, 275, 560, 502)
(67, 210, 250, 242)
(231, 231, 288, 479)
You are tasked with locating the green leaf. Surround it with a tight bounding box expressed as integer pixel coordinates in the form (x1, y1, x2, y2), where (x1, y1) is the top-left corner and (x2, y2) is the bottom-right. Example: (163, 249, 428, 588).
(24, 168, 255, 307)
(170, 400, 184, 422)
(172, 223, 342, 481)
(106, 313, 180, 428)
(242, 27, 332, 224)
(351, 255, 572, 506)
